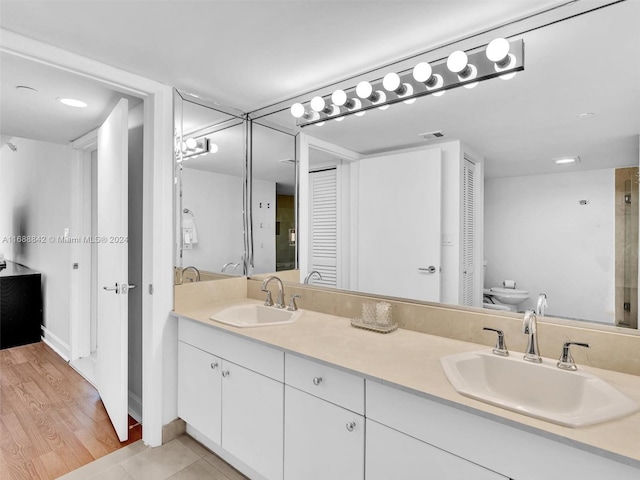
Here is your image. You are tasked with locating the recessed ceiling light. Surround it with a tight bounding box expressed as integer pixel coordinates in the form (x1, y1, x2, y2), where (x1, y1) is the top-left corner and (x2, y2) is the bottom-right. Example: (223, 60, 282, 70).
(554, 156, 580, 165)
(577, 112, 595, 118)
(58, 98, 88, 108)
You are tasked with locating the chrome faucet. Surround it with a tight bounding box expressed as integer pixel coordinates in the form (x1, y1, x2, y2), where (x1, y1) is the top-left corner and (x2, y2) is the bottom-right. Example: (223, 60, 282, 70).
(181, 266, 200, 282)
(536, 293, 548, 316)
(522, 310, 542, 363)
(304, 270, 323, 284)
(260, 276, 285, 308)
(221, 262, 240, 273)
(557, 341, 590, 371)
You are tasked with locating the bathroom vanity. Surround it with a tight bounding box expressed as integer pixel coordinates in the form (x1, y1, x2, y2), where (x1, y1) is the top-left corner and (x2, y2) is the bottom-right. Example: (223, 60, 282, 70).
(173, 299, 640, 480)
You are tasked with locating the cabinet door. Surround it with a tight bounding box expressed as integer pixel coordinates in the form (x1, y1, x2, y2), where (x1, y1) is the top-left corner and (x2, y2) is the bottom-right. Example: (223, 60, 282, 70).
(221, 361, 284, 480)
(177, 341, 222, 444)
(366, 420, 507, 480)
(285, 386, 364, 480)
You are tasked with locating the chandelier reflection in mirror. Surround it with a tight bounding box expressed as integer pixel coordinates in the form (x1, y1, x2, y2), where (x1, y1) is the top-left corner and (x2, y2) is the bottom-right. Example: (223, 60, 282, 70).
(291, 38, 524, 127)
(177, 136, 219, 162)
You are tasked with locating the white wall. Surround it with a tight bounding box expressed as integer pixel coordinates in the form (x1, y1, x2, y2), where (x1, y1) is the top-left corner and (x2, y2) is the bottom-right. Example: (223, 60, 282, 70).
(0, 137, 73, 355)
(181, 168, 245, 273)
(484, 169, 615, 323)
(252, 178, 276, 274)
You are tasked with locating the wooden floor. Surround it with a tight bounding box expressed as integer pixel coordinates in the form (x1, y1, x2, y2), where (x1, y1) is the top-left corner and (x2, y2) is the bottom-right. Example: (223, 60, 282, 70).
(0, 342, 142, 480)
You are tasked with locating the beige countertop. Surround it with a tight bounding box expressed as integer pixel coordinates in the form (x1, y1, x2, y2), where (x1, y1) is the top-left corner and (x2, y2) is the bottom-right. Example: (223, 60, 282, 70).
(173, 299, 640, 469)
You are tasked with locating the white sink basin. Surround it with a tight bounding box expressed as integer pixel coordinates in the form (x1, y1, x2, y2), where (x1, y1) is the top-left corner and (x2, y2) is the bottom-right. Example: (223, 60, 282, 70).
(440, 350, 638, 427)
(210, 304, 303, 328)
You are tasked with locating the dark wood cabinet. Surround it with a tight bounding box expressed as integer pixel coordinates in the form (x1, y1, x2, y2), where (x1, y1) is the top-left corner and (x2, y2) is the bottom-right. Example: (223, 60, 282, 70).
(0, 262, 43, 349)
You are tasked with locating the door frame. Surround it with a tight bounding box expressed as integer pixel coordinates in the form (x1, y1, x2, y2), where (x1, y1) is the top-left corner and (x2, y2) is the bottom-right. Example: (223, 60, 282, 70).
(0, 29, 174, 447)
(298, 134, 360, 288)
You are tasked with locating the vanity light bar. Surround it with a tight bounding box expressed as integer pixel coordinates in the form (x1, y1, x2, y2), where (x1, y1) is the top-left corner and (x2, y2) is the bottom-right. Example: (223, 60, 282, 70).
(178, 137, 219, 161)
(291, 39, 524, 127)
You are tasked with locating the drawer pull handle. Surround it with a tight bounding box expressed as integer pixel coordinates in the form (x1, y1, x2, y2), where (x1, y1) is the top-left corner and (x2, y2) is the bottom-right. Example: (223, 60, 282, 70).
(222, 370, 230, 378)
(210, 362, 219, 369)
(312, 376, 323, 386)
(346, 421, 356, 432)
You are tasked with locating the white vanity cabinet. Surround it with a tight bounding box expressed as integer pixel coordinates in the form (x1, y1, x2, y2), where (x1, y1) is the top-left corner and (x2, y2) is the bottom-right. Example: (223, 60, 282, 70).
(366, 379, 640, 480)
(366, 419, 507, 480)
(284, 353, 365, 480)
(221, 360, 284, 480)
(177, 341, 222, 444)
(177, 318, 284, 480)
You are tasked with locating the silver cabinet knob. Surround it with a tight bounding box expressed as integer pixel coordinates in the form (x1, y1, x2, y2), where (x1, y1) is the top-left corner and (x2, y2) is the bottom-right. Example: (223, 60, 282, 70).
(312, 376, 323, 386)
(346, 421, 356, 432)
(222, 370, 230, 378)
(210, 362, 219, 369)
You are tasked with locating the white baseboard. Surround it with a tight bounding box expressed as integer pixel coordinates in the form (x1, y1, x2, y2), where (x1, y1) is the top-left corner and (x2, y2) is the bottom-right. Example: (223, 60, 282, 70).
(129, 391, 143, 423)
(41, 327, 71, 361)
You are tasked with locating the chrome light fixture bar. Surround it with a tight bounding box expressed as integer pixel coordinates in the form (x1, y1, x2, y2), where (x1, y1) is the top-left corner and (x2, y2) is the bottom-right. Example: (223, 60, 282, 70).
(291, 38, 524, 127)
(178, 137, 219, 162)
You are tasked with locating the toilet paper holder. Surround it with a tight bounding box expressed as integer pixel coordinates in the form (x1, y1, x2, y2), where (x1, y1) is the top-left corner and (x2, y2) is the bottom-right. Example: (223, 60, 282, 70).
(503, 280, 516, 289)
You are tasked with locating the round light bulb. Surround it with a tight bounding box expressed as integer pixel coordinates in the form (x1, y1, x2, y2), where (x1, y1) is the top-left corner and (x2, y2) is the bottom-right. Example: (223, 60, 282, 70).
(356, 81, 373, 99)
(310, 96, 326, 112)
(382, 72, 401, 92)
(180, 141, 187, 152)
(499, 72, 517, 80)
(447, 51, 468, 74)
(331, 89, 348, 106)
(209, 142, 219, 153)
(185, 138, 197, 150)
(486, 38, 510, 63)
(290, 103, 306, 118)
(412, 62, 433, 83)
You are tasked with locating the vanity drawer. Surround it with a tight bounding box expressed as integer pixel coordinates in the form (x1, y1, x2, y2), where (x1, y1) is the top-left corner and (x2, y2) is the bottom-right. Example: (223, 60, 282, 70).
(285, 353, 364, 414)
(178, 317, 284, 382)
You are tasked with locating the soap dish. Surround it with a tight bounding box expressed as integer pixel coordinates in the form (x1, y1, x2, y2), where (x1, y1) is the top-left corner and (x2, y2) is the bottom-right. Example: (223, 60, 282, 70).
(351, 318, 398, 334)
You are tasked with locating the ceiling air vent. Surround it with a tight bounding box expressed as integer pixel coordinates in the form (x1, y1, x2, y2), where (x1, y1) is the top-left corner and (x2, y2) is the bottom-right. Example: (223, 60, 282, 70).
(419, 130, 444, 141)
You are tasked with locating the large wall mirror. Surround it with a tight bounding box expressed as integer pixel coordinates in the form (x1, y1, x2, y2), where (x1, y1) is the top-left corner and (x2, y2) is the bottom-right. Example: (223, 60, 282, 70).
(249, 121, 297, 276)
(174, 91, 246, 283)
(251, 1, 640, 330)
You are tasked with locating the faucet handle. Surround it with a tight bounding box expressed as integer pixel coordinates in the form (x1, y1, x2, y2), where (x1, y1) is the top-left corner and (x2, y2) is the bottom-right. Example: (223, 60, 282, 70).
(557, 342, 589, 371)
(483, 327, 509, 357)
(262, 290, 274, 306)
(288, 294, 301, 311)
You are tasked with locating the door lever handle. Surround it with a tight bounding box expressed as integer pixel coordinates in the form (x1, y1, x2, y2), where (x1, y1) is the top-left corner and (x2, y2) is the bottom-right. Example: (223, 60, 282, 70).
(103, 283, 120, 293)
(418, 266, 437, 274)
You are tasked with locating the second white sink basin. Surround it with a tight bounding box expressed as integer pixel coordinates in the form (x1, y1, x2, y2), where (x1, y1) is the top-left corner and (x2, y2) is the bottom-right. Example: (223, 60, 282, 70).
(440, 350, 638, 427)
(210, 304, 303, 328)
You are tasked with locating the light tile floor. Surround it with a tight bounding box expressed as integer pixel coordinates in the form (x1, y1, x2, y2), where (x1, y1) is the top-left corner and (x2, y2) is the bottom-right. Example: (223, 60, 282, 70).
(56, 435, 249, 480)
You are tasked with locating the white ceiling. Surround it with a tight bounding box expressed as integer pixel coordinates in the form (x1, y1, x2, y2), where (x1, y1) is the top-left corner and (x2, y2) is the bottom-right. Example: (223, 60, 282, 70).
(0, 52, 142, 144)
(1, 0, 638, 180)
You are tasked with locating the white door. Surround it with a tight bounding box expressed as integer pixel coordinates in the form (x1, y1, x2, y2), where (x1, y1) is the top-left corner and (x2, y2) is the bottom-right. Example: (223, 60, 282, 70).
(96, 98, 130, 441)
(356, 149, 442, 302)
(309, 168, 339, 287)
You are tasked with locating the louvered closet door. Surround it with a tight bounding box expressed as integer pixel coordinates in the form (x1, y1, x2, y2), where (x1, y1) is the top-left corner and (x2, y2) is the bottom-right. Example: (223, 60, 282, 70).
(461, 158, 476, 306)
(309, 168, 338, 287)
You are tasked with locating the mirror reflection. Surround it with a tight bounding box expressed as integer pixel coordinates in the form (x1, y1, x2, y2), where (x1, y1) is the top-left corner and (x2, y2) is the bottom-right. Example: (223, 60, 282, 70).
(255, 2, 640, 329)
(174, 93, 245, 284)
(250, 122, 297, 275)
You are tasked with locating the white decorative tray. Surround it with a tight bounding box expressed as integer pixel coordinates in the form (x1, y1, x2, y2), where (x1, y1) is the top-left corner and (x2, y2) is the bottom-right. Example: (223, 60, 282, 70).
(351, 318, 398, 334)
